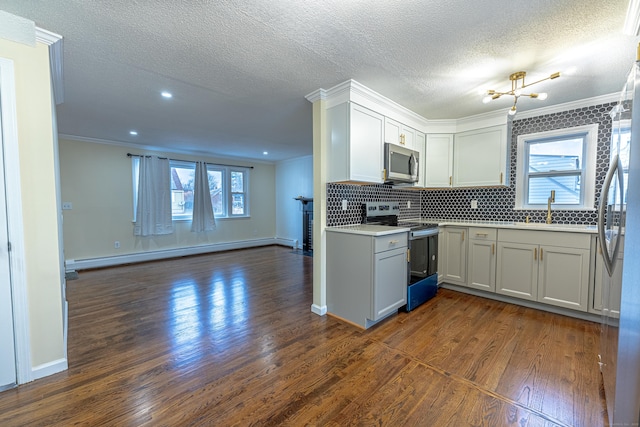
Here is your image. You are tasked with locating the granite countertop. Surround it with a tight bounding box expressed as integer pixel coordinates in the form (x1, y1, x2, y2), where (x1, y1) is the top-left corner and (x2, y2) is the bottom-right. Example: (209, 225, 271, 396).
(326, 224, 410, 236)
(402, 219, 598, 234)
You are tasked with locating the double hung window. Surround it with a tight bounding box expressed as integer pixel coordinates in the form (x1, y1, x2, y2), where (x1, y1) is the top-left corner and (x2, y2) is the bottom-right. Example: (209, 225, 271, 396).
(132, 157, 250, 220)
(515, 124, 598, 210)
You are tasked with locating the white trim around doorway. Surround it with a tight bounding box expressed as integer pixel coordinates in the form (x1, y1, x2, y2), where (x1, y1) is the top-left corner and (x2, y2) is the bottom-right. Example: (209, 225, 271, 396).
(0, 56, 33, 384)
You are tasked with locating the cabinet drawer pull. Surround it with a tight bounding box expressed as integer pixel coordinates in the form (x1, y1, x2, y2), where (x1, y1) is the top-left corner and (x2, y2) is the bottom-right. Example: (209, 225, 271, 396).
(476, 233, 488, 237)
(534, 248, 537, 260)
(492, 243, 495, 255)
(389, 240, 399, 244)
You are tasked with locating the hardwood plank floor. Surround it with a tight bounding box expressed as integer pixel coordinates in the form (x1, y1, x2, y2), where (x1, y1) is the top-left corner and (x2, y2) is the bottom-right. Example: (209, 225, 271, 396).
(0, 246, 607, 426)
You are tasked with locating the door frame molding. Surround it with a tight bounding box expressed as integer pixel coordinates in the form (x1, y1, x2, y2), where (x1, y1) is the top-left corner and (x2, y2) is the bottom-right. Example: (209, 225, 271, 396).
(0, 56, 33, 384)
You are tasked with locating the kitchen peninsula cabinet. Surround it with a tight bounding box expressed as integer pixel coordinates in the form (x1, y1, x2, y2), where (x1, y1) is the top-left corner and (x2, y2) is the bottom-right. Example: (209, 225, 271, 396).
(441, 227, 467, 285)
(467, 228, 497, 292)
(326, 227, 408, 329)
(327, 102, 384, 183)
(496, 229, 591, 311)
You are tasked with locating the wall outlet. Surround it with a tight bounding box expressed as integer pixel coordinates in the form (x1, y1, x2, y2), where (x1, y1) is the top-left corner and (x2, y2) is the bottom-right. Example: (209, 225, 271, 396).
(341, 199, 348, 210)
(471, 200, 478, 209)
(62, 202, 73, 210)
(114, 241, 120, 249)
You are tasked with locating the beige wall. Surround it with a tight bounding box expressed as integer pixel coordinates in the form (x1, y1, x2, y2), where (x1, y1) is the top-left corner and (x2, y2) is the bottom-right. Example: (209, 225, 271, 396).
(59, 139, 276, 262)
(0, 38, 65, 367)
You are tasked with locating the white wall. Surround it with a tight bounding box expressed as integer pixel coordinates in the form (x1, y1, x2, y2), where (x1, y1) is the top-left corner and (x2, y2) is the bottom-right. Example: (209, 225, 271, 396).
(275, 155, 313, 248)
(60, 138, 277, 267)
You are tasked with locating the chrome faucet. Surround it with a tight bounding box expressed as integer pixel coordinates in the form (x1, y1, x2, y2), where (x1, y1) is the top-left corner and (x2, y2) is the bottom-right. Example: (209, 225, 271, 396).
(546, 190, 555, 224)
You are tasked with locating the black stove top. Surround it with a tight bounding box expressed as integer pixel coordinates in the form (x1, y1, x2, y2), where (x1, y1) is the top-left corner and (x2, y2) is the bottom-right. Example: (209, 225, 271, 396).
(399, 221, 439, 230)
(362, 203, 438, 231)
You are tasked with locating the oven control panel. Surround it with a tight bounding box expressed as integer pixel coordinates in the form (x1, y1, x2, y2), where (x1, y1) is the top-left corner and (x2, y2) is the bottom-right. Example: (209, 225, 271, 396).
(365, 202, 401, 217)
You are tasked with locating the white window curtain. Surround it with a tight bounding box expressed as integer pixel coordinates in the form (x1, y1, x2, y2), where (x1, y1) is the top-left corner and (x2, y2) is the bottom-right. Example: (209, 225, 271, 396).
(134, 156, 173, 236)
(191, 161, 216, 232)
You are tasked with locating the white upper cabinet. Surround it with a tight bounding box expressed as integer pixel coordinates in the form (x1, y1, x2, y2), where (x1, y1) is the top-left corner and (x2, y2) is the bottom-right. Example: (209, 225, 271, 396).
(384, 117, 415, 148)
(425, 134, 454, 187)
(453, 125, 508, 187)
(327, 102, 385, 184)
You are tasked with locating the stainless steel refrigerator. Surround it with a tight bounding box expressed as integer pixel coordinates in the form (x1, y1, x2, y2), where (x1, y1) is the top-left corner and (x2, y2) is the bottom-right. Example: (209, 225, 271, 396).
(598, 45, 640, 426)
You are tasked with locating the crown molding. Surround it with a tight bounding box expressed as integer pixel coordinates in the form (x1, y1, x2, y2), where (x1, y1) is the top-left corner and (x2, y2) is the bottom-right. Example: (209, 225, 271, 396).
(35, 27, 62, 45)
(307, 79, 619, 134)
(310, 79, 431, 130)
(58, 134, 274, 165)
(305, 88, 327, 103)
(36, 27, 64, 105)
(515, 92, 620, 120)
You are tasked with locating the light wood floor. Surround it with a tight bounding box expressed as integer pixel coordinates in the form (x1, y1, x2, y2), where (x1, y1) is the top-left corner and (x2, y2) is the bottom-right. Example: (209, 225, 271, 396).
(0, 246, 607, 426)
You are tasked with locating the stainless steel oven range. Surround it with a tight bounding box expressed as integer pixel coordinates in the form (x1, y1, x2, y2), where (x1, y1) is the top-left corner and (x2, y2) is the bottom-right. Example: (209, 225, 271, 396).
(363, 202, 438, 312)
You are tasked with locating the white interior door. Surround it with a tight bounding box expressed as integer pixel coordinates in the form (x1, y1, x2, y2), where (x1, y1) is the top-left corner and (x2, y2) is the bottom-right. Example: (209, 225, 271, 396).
(0, 81, 17, 391)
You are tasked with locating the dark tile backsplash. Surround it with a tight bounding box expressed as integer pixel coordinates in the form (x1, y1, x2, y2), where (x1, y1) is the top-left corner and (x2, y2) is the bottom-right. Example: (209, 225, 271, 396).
(327, 101, 616, 227)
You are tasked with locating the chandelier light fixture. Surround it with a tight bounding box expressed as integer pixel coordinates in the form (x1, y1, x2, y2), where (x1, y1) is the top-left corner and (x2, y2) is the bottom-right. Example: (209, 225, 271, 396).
(482, 71, 561, 116)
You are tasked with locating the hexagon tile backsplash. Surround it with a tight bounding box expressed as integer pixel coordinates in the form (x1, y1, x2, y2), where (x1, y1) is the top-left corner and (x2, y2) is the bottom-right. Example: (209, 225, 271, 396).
(326, 101, 615, 227)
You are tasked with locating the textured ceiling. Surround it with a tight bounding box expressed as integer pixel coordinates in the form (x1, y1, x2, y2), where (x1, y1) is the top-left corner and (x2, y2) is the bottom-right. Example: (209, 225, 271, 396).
(0, 1, 637, 161)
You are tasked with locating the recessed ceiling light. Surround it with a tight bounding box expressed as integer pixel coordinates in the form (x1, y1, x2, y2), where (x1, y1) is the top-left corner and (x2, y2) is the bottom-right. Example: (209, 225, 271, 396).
(129, 130, 138, 136)
(263, 151, 269, 155)
(161, 91, 173, 99)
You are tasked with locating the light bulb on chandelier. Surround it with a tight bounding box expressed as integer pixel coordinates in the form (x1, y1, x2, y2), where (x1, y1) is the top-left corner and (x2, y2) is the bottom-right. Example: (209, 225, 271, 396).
(482, 71, 560, 117)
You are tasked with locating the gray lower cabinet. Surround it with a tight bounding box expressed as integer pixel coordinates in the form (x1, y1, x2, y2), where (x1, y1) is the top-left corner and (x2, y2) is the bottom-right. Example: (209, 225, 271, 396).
(327, 230, 408, 329)
(467, 228, 497, 292)
(441, 227, 467, 285)
(496, 229, 591, 311)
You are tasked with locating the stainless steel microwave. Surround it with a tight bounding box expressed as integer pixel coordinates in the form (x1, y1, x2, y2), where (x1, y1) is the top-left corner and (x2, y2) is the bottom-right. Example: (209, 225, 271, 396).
(384, 143, 419, 184)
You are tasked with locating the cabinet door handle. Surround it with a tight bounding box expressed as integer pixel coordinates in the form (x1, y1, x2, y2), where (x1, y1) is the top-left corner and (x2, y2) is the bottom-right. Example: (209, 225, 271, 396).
(492, 243, 495, 255)
(534, 248, 537, 260)
(407, 249, 410, 262)
(500, 172, 503, 184)
(540, 248, 543, 260)
(461, 231, 465, 242)
(382, 169, 387, 181)
(449, 176, 452, 186)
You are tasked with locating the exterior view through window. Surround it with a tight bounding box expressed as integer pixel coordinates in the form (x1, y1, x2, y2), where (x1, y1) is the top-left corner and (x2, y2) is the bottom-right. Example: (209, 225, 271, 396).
(526, 136, 584, 205)
(132, 157, 249, 220)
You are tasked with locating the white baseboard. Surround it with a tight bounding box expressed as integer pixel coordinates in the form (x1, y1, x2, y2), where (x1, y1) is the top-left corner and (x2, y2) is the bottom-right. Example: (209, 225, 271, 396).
(31, 358, 68, 381)
(66, 238, 279, 271)
(274, 237, 298, 249)
(311, 304, 327, 316)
